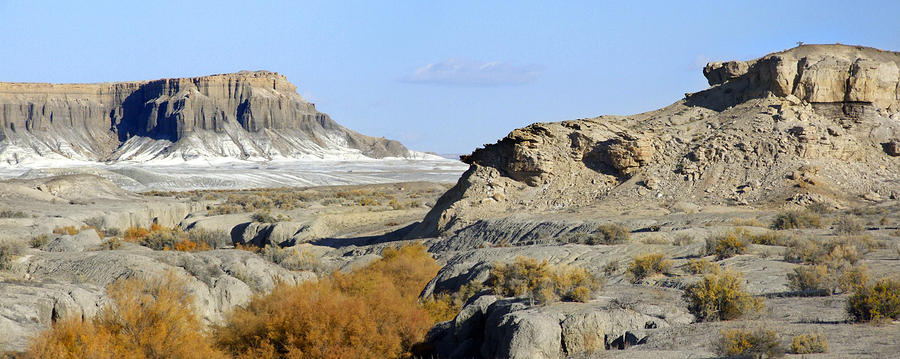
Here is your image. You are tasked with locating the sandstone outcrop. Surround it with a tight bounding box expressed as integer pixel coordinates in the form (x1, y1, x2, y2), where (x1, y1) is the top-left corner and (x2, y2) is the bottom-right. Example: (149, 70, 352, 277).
(702, 44, 900, 110)
(411, 44, 900, 238)
(0, 71, 413, 164)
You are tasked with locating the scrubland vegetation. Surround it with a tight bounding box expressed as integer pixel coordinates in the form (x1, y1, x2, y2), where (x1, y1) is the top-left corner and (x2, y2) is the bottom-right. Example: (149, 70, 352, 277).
(122, 224, 230, 251)
(627, 252, 672, 283)
(486, 256, 602, 304)
(683, 270, 763, 322)
(716, 328, 784, 358)
(26, 244, 444, 359)
(28, 272, 227, 359)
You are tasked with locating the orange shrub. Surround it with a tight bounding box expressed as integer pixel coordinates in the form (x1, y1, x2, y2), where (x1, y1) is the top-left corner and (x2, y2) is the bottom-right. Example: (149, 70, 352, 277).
(123, 226, 150, 242)
(216, 243, 440, 359)
(53, 226, 79, 236)
(28, 272, 226, 359)
(173, 239, 212, 252)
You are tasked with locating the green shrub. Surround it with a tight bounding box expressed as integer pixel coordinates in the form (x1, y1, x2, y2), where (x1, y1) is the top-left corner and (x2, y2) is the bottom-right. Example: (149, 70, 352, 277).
(705, 229, 750, 260)
(716, 328, 784, 358)
(846, 278, 900, 322)
(791, 332, 828, 354)
(771, 211, 822, 230)
(683, 270, 763, 322)
(141, 230, 180, 250)
(0, 239, 25, 270)
(29, 234, 50, 249)
(487, 257, 601, 305)
(627, 253, 672, 283)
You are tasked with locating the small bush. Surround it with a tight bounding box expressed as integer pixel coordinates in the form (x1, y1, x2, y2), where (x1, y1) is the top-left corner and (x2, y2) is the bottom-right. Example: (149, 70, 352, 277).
(791, 332, 828, 354)
(683, 270, 763, 322)
(173, 239, 212, 252)
(29, 234, 50, 248)
(53, 225, 79, 236)
(487, 257, 601, 305)
(787, 265, 833, 296)
(705, 229, 750, 260)
(141, 229, 181, 250)
(123, 226, 150, 242)
(594, 224, 630, 244)
(837, 265, 870, 294)
(424, 282, 485, 322)
(0, 239, 25, 270)
(771, 211, 822, 230)
(250, 211, 290, 223)
(186, 228, 231, 249)
(846, 278, 900, 322)
(0, 208, 27, 218)
(716, 328, 784, 358)
(833, 215, 864, 235)
(686, 258, 719, 275)
(628, 253, 672, 283)
(100, 237, 122, 250)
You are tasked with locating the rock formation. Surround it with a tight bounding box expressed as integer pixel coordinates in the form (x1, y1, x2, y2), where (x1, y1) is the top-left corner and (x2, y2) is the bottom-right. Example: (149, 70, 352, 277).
(411, 44, 900, 238)
(0, 71, 413, 164)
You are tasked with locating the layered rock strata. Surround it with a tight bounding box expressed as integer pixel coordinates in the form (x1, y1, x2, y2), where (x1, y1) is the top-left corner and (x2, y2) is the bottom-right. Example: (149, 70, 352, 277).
(0, 71, 411, 163)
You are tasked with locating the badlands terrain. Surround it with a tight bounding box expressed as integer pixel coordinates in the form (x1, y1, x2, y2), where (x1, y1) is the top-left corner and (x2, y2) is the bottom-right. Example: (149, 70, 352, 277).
(1, 44, 899, 358)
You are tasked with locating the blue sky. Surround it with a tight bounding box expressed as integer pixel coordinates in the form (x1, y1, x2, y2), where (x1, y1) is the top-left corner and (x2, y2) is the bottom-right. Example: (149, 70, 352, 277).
(1, 1, 898, 154)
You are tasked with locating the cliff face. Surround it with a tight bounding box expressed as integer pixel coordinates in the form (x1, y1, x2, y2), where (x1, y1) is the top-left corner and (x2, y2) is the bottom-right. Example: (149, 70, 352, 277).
(701, 44, 900, 110)
(0, 71, 410, 163)
(410, 44, 900, 238)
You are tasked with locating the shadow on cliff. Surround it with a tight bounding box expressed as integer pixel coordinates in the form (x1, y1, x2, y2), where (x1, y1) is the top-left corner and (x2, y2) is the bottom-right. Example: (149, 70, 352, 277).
(113, 86, 179, 142)
(307, 222, 420, 249)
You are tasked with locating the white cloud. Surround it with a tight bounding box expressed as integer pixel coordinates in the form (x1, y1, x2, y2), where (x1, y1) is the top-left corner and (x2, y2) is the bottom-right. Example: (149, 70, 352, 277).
(402, 58, 542, 86)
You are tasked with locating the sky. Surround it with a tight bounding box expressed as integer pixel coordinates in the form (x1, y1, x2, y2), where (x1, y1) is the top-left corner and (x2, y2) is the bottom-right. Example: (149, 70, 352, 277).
(1, 1, 898, 154)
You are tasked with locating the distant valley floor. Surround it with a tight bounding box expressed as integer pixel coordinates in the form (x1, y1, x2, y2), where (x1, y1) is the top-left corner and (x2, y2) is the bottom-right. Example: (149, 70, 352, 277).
(0, 158, 468, 191)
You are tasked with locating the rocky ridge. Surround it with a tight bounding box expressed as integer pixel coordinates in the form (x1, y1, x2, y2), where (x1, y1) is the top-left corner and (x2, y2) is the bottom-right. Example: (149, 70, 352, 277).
(410, 44, 900, 239)
(0, 71, 415, 164)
